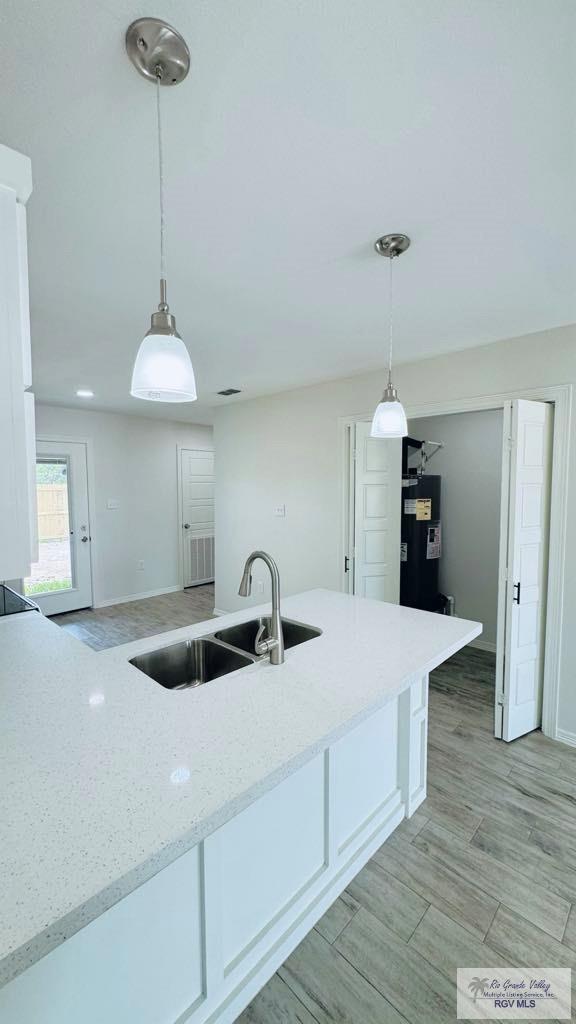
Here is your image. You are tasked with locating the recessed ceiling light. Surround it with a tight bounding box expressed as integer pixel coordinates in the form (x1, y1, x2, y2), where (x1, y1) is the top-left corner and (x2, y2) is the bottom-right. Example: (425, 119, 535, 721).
(76, 389, 94, 398)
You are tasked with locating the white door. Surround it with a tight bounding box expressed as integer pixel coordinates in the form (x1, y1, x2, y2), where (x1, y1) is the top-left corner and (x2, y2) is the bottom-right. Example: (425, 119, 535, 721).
(180, 448, 215, 587)
(495, 400, 553, 741)
(24, 440, 93, 615)
(353, 421, 402, 602)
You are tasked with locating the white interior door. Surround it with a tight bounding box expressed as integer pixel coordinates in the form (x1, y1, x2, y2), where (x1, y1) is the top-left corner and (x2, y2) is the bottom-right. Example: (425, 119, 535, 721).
(24, 440, 93, 615)
(353, 421, 402, 602)
(180, 448, 215, 587)
(495, 400, 552, 741)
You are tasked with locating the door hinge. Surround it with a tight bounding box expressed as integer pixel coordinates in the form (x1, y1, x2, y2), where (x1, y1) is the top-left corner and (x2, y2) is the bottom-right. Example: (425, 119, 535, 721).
(344, 555, 350, 573)
(352, 448, 358, 461)
(496, 694, 505, 707)
(507, 435, 516, 450)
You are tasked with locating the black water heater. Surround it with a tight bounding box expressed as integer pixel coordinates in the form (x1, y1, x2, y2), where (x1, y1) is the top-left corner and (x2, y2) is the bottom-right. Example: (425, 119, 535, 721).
(400, 474, 442, 612)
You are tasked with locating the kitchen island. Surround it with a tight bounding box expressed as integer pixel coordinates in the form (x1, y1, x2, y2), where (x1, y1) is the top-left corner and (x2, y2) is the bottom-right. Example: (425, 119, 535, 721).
(0, 589, 480, 1023)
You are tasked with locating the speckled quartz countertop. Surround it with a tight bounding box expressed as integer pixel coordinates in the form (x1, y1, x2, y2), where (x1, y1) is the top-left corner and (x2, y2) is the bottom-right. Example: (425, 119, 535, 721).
(0, 589, 480, 987)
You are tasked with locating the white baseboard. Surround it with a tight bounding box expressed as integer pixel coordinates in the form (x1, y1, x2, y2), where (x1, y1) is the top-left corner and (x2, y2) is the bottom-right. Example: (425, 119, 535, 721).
(555, 727, 576, 749)
(212, 607, 229, 617)
(93, 585, 182, 609)
(469, 638, 497, 654)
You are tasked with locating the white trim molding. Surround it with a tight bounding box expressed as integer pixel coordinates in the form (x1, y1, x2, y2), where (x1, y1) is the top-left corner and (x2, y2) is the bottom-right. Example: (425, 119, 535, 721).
(339, 383, 572, 744)
(555, 728, 576, 750)
(93, 585, 182, 610)
(469, 638, 497, 655)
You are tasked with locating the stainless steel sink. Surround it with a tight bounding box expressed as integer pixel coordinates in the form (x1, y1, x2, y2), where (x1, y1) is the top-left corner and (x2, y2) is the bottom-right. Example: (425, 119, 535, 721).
(214, 617, 322, 658)
(129, 637, 255, 690)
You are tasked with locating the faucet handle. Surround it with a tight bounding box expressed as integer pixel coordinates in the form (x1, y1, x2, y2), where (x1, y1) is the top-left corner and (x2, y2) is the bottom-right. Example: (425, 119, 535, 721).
(254, 621, 278, 656)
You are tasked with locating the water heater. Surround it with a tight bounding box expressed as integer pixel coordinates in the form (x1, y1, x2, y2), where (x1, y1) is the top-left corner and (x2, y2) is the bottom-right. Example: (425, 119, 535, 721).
(400, 470, 442, 613)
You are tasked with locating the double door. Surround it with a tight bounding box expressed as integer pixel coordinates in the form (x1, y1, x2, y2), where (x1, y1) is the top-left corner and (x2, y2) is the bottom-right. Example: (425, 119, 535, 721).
(350, 399, 553, 743)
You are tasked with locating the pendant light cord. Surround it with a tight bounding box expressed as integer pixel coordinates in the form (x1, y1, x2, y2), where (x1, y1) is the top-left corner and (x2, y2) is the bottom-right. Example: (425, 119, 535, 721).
(155, 70, 167, 303)
(387, 254, 394, 387)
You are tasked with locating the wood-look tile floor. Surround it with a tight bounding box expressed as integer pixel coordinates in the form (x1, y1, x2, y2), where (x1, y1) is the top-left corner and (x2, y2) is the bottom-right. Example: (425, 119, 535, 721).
(238, 646, 576, 1023)
(50, 585, 215, 649)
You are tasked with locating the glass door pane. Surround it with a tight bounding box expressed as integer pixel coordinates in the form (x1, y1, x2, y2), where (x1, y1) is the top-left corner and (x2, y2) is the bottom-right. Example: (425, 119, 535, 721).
(24, 459, 74, 597)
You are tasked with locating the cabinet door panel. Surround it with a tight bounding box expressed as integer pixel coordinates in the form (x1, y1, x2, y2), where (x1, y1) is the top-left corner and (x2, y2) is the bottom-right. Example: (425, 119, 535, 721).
(0, 846, 204, 1024)
(332, 702, 399, 853)
(218, 754, 325, 972)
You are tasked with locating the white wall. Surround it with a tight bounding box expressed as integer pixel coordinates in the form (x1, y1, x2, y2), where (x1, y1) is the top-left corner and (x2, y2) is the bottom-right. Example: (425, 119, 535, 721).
(406, 410, 503, 648)
(35, 405, 213, 607)
(214, 323, 576, 733)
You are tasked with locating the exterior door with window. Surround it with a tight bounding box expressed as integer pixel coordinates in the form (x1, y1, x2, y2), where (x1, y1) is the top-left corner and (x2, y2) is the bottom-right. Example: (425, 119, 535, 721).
(24, 440, 93, 615)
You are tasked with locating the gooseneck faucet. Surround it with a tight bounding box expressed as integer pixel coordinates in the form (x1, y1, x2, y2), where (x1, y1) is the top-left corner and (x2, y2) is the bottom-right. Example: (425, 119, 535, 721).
(238, 551, 285, 665)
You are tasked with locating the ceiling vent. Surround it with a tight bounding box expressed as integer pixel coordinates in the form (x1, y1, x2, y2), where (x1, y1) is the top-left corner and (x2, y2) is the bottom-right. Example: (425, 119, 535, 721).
(217, 388, 241, 396)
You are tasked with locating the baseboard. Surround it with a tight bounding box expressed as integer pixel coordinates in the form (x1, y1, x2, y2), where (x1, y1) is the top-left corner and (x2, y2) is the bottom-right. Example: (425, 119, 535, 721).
(93, 585, 182, 609)
(213, 607, 229, 617)
(469, 638, 497, 654)
(555, 728, 576, 749)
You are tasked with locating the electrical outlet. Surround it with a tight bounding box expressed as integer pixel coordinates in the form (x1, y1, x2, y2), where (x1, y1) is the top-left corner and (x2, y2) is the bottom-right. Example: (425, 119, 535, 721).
(273, 504, 286, 518)
(137, 560, 144, 571)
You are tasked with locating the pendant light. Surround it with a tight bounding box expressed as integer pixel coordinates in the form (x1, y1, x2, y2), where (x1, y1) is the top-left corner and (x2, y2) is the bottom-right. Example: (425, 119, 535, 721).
(370, 233, 410, 438)
(126, 19, 197, 403)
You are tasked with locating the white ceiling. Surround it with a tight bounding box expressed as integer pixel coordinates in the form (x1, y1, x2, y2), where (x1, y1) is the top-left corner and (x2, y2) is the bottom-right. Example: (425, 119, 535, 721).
(1, 0, 574, 424)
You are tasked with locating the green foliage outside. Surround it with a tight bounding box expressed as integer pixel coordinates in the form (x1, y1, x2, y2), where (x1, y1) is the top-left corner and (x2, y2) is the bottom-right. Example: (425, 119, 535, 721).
(25, 579, 71, 595)
(36, 461, 67, 484)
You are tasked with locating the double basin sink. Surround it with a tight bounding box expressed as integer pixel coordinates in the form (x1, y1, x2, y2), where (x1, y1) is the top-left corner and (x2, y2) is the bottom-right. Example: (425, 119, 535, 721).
(129, 616, 322, 690)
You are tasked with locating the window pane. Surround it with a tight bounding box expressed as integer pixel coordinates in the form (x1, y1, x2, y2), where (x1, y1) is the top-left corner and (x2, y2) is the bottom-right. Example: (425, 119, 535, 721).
(25, 459, 73, 596)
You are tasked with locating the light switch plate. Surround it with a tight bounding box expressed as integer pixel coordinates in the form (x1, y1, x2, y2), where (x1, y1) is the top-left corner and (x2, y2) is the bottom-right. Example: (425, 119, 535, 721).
(107, 499, 120, 510)
(273, 504, 286, 518)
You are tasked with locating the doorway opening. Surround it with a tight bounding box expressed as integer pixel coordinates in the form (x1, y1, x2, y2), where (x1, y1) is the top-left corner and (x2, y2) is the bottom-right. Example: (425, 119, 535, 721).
(341, 387, 569, 744)
(178, 447, 215, 589)
(24, 439, 93, 615)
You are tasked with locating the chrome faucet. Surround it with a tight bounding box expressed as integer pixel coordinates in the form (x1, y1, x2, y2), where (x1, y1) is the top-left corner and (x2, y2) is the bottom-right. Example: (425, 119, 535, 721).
(238, 551, 285, 664)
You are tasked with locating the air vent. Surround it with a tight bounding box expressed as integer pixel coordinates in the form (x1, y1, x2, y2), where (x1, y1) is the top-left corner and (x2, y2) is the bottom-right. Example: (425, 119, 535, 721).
(217, 388, 242, 396)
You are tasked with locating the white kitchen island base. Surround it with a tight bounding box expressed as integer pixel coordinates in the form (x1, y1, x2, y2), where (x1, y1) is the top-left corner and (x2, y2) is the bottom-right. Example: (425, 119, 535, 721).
(0, 674, 428, 1024)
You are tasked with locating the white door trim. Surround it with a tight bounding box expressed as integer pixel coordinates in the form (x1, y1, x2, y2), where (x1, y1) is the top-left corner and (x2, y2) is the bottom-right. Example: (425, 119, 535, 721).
(339, 383, 572, 742)
(176, 443, 185, 591)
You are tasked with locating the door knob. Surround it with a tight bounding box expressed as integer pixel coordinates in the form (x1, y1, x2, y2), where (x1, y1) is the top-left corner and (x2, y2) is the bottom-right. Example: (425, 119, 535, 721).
(183, 523, 191, 529)
(81, 536, 89, 543)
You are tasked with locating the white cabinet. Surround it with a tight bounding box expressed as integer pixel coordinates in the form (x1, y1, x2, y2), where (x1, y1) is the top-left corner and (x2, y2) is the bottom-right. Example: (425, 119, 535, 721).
(0, 144, 35, 581)
(0, 678, 428, 1024)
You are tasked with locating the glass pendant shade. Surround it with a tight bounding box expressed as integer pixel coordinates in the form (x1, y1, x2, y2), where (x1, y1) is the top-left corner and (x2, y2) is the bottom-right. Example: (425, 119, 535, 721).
(370, 384, 408, 438)
(131, 317, 197, 403)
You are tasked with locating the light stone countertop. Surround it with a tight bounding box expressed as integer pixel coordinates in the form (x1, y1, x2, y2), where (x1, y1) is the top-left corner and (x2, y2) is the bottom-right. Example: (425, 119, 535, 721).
(0, 589, 480, 987)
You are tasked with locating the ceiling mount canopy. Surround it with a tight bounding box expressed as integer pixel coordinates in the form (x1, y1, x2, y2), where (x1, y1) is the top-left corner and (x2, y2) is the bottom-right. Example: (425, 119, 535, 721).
(374, 233, 411, 259)
(125, 18, 191, 85)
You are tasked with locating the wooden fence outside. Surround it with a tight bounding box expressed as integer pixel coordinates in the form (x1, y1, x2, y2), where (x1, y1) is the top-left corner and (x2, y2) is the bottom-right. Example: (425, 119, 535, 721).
(37, 484, 69, 542)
